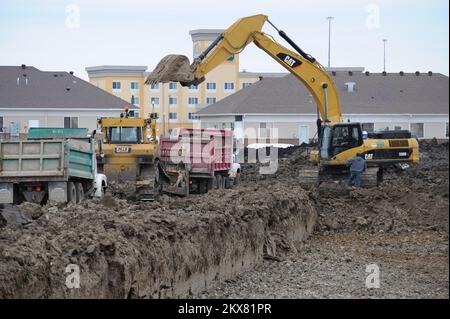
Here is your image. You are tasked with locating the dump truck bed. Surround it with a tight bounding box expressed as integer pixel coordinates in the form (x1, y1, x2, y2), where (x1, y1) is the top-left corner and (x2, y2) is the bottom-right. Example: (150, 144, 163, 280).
(0, 138, 94, 182)
(158, 128, 233, 175)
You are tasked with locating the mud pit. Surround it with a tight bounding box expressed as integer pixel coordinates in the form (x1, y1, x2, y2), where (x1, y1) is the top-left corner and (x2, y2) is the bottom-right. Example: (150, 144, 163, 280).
(0, 140, 448, 298)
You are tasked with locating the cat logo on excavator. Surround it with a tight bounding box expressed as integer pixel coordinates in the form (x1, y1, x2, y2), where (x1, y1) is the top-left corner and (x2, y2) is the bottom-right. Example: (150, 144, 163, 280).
(276, 53, 302, 68)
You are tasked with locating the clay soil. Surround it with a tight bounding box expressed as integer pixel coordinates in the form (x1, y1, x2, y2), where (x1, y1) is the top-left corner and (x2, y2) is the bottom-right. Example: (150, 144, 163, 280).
(197, 140, 449, 298)
(0, 140, 448, 299)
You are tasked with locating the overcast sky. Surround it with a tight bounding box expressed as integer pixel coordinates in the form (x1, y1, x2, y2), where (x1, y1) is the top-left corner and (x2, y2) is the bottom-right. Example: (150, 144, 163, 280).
(1, 0, 448, 79)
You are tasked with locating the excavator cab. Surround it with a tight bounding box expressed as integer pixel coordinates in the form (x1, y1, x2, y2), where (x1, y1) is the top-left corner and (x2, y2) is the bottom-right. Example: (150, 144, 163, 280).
(320, 123, 364, 160)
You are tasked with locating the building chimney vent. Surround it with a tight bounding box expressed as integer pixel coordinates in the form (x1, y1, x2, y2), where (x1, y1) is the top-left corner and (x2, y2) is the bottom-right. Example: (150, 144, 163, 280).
(66, 87, 71, 91)
(332, 71, 337, 76)
(69, 71, 74, 75)
(21, 64, 26, 69)
(258, 76, 263, 81)
(348, 71, 353, 76)
(382, 71, 387, 76)
(365, 71, 370, 76)
(415, 71, 420, 76)
(345, 82, 356, 93)
(428, 71, 433, 76)
(400, 71, 404, 76)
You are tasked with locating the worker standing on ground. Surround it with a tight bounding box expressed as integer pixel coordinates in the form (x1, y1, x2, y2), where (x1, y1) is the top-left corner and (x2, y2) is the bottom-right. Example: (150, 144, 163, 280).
(346, 153, 367, 189)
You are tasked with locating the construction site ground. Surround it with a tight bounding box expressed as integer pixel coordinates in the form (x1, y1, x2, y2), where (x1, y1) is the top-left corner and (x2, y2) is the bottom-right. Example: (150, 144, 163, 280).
(0, 140, 448, 299)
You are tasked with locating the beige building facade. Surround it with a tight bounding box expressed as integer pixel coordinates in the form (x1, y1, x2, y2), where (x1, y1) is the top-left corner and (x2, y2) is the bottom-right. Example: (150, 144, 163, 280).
(86, 29, 285, 136)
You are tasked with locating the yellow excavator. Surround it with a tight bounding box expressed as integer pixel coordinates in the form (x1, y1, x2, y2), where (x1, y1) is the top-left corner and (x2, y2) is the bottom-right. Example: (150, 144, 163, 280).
(96, 107, 159, 200)
(146, 14, 419, 187)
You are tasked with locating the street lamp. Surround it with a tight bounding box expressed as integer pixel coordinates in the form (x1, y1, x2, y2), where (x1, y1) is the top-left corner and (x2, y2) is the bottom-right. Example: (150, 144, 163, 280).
(326, 16, 334, 68)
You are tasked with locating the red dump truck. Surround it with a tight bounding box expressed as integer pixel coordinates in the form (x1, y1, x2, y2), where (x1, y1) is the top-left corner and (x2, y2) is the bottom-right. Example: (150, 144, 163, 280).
(154, 128, 241, 196)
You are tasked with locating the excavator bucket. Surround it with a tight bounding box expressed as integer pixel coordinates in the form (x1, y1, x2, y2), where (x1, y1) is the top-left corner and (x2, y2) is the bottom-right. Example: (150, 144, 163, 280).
(145, 54, 196, 85)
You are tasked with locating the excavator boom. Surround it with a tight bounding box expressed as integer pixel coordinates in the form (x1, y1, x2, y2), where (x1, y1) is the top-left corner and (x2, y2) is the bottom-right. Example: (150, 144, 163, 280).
(145, 14, 342, 124)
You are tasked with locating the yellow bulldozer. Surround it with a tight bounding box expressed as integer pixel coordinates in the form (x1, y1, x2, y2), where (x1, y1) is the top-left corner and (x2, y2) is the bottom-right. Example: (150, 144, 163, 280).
(96, 107, 159, 200)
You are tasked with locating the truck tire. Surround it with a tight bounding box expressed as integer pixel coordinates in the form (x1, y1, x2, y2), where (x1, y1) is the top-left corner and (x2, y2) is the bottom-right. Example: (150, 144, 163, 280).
(75, 182, 84, 204)
(67, 182, 77, 204)
(200, 180, 208, 194)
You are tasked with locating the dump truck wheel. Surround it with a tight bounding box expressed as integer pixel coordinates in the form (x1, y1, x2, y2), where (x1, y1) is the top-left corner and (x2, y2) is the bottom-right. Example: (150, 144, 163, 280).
(75, 182, 84, 204)
(67, 182, 77, 204)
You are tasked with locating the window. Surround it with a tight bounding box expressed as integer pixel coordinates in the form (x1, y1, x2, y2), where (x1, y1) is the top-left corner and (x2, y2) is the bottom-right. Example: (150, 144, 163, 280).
(169, 112, 177, 120)
(151, 97, 160, 106)
(169, 97, 177, 106)
(131, 96, 140, 106)
(150, 83, 160, 91)
(169, 82, 177, 91)
(206, 82, 216, 91)
(64, 117, 78, 129)
(108, 127, 140, 143)
(188, 112, 197, 120)
(235, 115, 243, 122)
(112, 81, 121, 90)
(224, 82, 235, 91)
(361, 123, 374, 132)
(446, 122, 449, 138)
(188, 84, 198, 91)
(411, 123, 424, 138)
(259, 122, 272, 138)
(242, 82, 252, 89)
(128, 110, 139, 118)
(206, 97, 217, 105)
(130, 82, 139, 90)
(0, 116, 3, 132)
(188, 97, 199, 106)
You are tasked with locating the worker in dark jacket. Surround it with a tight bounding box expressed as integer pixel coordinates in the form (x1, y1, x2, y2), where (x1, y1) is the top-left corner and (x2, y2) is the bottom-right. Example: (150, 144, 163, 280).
(346, 153, 367, 189)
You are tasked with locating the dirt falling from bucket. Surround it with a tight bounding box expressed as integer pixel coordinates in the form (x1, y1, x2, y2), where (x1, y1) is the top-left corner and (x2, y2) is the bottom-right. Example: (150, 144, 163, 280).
(145, 54, 196, 85)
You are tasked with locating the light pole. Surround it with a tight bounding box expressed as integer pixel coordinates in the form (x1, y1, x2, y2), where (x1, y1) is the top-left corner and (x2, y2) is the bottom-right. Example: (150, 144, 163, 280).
(382, 39, 387, 72)
(326, 16, 334, 68)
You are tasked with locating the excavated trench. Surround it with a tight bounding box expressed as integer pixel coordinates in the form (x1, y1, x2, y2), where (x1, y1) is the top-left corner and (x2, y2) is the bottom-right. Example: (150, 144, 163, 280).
(0, 181, 316, 298)
(0, 140, 447, 298)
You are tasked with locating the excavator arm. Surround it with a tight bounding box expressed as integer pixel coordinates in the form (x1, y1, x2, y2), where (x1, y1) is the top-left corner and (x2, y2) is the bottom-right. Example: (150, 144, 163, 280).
(146, 14, 342, 124)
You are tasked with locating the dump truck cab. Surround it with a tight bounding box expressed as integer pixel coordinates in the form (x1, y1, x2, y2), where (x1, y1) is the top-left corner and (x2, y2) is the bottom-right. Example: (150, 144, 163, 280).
(96, 108, 159, 200)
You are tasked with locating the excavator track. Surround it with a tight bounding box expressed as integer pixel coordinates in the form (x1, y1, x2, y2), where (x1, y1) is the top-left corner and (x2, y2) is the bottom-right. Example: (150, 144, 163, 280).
(298, 167, 320, 188)
(361, 167, 381, 188)
(298, 166, 381, 189)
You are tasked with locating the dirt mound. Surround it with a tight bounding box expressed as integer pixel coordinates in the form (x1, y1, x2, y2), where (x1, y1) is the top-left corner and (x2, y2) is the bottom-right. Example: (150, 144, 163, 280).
(0, 181, 316, 298)
(145, 55, 196, 85)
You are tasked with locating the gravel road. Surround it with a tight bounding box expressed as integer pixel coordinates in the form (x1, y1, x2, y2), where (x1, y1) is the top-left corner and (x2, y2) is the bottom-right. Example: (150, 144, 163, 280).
(197, 231, 449, 299)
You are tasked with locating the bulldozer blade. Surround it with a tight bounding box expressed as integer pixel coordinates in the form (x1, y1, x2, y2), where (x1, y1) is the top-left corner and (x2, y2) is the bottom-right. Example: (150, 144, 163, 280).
(145, 54, 196, 85)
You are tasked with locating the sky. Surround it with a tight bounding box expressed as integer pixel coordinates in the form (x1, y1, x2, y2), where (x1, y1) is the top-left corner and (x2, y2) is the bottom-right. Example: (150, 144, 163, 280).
(0, 0, 448, 79)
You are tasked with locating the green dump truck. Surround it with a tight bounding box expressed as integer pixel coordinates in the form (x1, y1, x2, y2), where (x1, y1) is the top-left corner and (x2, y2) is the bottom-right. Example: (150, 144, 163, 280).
(0, 128, 107, 204)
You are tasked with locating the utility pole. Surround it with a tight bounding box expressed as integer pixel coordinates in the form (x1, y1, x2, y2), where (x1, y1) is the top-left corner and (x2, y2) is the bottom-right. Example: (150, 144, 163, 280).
(326, 16, 334, 68)
(382, 39, 387, 72)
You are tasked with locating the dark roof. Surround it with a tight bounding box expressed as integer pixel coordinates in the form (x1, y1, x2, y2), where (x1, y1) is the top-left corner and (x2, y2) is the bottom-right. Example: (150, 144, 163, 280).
(0, 66, 137, 109)
(198, 71, 449, 115)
